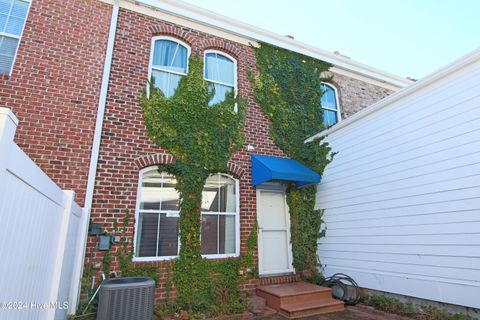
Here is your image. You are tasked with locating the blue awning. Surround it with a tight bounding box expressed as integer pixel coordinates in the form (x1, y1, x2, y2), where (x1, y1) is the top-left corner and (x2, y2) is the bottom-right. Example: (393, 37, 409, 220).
(251, 154, 321, 188)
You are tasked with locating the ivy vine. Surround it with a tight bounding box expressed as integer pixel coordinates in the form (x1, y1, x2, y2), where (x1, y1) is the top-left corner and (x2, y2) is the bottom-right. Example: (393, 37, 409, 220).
(140, 42, 333, 315)
(114, 209, 159, 283)
(249, 42, 333, 275)
(140, 55, 249, 315)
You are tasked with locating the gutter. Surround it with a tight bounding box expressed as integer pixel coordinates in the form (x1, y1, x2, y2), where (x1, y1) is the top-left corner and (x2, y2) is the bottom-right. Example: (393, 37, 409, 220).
(119, 0, 412, 88)
(84, 2, 119, 213)
(305, 47, 480, 142)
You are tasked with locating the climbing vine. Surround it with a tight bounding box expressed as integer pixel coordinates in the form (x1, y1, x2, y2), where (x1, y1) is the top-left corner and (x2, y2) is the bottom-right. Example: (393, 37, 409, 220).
(286, 186, 326, 273)
(140, 55, 248, 315)
(115, 209, 159, 283)
(140, 41, 333, 315)
(249, 42, 333, 275)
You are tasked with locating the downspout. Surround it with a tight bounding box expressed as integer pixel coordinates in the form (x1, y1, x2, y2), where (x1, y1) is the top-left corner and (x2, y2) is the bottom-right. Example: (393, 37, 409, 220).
(85, 2, 119, 213)
(71, 1, 119, 312)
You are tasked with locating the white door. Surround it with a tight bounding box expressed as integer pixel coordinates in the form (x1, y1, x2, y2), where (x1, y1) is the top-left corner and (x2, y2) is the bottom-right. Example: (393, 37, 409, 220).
(257, 188, 294, 276)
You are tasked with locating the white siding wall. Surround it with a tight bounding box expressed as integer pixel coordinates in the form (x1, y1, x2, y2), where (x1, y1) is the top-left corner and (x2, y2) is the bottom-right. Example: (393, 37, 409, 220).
(0, 108, 88, 320)
(316, 56, 480, 308)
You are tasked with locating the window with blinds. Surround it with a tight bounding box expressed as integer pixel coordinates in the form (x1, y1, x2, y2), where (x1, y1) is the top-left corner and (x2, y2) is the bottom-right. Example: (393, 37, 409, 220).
(0, 0, 29, 75)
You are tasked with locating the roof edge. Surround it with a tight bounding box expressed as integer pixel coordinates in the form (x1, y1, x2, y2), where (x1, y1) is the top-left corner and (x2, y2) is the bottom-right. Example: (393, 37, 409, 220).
(306, 47, 480, 142)
(116, 0, 413, 88)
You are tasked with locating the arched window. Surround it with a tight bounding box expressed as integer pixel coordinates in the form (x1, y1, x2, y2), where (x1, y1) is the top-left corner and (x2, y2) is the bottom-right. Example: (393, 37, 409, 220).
(320, 83, 341, 127)
(149, 37, 190, 97)
(204, 51, 237, 107)
(134, 168, 240, 260)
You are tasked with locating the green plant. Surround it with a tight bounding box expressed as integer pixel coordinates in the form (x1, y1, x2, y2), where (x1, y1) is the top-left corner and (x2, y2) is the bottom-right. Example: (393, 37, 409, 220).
(101, 250, 111, 278)
(141, 55, 246, 258)
(242, 221, 258, 276)
(163, 223, 256, 317)
(300, 267, 325, 285)
(417, 305, 474, 320)
(142, 43, 332, 315)
(286, 185, 325, 272)
(249, 42, 333, 274)
(81, 264, 94, 298)
(140, 55, 247, 315)
(364, 294, 415, 315)
(115, 209, 159, 283)
(361, 294, 474, 320)
(165, 268, 172, 303)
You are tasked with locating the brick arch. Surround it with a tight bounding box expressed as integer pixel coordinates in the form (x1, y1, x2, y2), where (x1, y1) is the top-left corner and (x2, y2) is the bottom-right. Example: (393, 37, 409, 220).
(198, 39, 245, 60)
(227, 161, 246, 178)
(134, 154, 245, 177)
(148, 24, 196, 46)
(133, 153, 175, 170)
(325, 79, 341, 96)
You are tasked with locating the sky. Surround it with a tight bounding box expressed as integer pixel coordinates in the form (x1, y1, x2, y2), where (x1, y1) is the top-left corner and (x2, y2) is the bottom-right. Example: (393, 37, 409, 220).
(182, 0, 480, 80)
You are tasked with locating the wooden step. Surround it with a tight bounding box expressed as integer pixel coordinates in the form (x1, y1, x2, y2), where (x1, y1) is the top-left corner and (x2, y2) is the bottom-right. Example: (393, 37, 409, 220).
(279, 299, 345, 319)
(256, 281, 332, 308)
(255, 281, 344, 318)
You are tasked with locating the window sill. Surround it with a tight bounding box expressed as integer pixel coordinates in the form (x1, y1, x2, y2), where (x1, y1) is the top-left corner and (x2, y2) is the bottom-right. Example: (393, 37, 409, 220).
(132, 253, 240, 262)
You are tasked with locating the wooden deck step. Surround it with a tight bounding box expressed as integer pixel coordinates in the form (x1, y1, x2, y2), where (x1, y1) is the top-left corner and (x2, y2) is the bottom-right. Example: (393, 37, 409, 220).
(280, 299, 345, 318)
(256, 281, 344, 319)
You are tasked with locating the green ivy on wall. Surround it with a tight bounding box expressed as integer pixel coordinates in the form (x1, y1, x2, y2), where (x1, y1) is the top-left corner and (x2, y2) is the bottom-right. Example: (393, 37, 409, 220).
(140, 55, 250, 315)
(249, 42, 333, 275)
(140, 42, 333, 315)
(114, 209, 159, 283)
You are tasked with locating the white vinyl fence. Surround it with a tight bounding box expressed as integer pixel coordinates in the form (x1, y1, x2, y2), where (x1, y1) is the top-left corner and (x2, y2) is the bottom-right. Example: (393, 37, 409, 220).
(0, 108, 89, 320)
(314, 50, 480, 308)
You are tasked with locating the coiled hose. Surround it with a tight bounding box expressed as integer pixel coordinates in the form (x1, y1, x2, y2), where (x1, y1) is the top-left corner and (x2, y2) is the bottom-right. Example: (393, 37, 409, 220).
(323, 273, 361, 305)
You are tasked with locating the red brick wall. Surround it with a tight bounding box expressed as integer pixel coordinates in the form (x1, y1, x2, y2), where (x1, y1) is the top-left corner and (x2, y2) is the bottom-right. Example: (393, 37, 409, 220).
(86, 7, 287, 302)
(0, 0, 394, 304)
(0, 0, 111, 206)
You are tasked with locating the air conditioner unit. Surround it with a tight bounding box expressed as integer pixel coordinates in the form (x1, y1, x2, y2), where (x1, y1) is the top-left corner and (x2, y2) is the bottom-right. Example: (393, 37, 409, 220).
(97, 277, 155, 320)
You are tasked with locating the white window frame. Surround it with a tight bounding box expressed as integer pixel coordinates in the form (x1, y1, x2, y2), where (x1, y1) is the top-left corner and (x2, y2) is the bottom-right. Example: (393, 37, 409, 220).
(203, 49, 238, 111)
(0, 0, 32, 76)
(320, 82, 342, 125)
(133, 166, 241, 262)
(147, 35, 191, 96)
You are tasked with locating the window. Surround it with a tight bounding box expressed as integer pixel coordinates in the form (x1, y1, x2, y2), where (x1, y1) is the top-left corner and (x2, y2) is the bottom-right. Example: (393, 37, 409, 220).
(204, 51, 236, 106)
(200, 173, 237, 255)
(0, 0, 30, 75)
(149, 37, 189, 98)
(134, 168, 239, 260)
(320, 83, 341, 127)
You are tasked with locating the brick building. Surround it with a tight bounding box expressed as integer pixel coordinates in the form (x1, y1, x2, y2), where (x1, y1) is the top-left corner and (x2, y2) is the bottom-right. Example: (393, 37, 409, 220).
(0, 0, 412, 303)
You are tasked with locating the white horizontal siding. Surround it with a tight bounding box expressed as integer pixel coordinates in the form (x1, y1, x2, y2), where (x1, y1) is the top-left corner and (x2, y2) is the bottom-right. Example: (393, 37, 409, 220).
(316, 57, 480, 308)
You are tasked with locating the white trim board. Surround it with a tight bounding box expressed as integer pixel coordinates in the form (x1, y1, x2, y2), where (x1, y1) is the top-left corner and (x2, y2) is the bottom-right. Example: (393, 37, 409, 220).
(97, 0, 412, 89)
